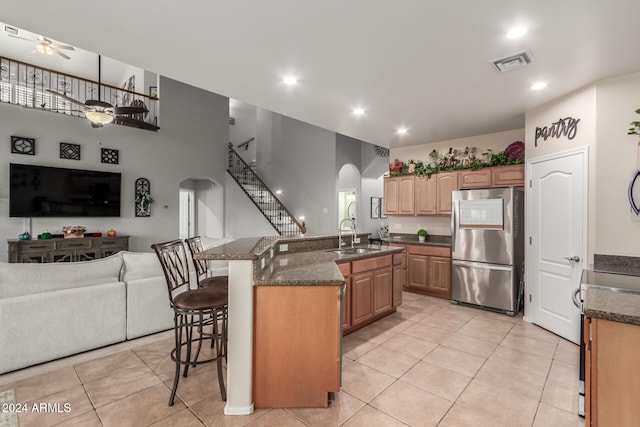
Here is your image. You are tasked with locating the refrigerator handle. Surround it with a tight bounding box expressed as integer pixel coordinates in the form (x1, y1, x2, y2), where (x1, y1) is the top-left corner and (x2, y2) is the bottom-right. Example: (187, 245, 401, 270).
(450, 200, 456, 253)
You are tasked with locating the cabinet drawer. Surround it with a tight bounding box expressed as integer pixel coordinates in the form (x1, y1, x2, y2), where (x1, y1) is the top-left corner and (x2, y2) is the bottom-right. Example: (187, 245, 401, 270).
(392, 252, 405, 266)
(94, 238, 125, 248)
(57, 239, 92, 249)
(17, 241, 55, 251)
(352, 255, 392, 274)
(407, 244, 450, 257)
(337, 262, 351, 277)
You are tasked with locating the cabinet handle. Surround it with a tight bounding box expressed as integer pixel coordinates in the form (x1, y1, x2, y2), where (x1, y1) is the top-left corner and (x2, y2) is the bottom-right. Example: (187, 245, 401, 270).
(29, 245, 46, 249)
(69, 243, 83, 247)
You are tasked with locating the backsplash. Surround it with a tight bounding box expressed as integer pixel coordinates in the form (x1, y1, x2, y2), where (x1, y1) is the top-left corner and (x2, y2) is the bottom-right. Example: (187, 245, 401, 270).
(594, 254, 640, 276)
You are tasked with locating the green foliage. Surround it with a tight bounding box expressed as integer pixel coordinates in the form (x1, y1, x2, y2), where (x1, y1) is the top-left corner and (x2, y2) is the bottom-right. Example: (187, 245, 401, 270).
(628, 108, 640, 136)
(417, 229, 428, 237)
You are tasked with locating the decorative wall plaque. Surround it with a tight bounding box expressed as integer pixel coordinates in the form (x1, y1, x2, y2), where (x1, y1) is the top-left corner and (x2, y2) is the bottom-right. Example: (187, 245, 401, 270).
(60, 142, 81, 160)
(135, 177, 152, 217)
(11, 136, 36, 155)
(101, 148, 119, 164)
(534, 117, 580, 147)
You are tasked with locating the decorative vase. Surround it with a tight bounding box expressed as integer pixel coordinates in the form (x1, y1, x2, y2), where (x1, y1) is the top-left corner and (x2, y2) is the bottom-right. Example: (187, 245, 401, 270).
(107, 229, 117, 237)
(41, 230, 52, 240)
(18, 232, 31, 240)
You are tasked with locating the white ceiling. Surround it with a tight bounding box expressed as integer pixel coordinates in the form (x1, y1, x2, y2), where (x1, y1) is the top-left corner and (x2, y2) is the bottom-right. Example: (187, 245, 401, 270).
(2, 1, 640, 148)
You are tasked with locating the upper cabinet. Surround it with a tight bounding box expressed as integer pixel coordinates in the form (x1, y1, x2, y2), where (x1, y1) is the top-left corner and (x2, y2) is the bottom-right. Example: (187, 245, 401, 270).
(385, 164, 524, 216)
(384, 175, 415, 216)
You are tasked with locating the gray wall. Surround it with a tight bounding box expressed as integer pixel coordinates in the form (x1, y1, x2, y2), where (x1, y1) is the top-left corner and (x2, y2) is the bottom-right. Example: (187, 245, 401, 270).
(0, 76, 229, 261)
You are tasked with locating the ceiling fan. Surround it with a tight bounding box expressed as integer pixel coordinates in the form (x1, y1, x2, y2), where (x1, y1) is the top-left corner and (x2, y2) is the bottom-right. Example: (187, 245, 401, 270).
(46, 55, 159, 131)
(9, 34, 75, 60)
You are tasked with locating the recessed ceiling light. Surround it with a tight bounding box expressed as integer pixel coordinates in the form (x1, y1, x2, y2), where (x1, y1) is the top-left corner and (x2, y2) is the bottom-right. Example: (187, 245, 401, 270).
(531, 81, 547, 90)
(352, 107, 365, 116)
(396, 127, 408, 135)
(283, 76, 298, 85)
(507, 26, 527, 39)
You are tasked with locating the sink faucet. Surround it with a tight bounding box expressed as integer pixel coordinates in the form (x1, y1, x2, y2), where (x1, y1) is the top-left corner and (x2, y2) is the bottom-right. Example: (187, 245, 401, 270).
(339, 218, 357, 248)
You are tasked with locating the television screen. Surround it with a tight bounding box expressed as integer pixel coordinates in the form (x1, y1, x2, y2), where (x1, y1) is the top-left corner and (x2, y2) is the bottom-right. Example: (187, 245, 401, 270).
(10, 163, 121, 217)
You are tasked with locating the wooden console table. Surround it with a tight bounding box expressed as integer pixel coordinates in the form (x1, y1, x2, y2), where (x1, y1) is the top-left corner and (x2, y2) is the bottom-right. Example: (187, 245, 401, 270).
(7, 236, 129, 263)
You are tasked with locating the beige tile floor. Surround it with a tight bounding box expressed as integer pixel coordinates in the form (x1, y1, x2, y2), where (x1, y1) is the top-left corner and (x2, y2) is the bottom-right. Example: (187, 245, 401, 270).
(0, 292, 585, 427)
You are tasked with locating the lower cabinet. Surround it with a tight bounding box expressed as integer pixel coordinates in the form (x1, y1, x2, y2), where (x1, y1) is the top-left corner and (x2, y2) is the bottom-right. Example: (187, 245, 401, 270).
(391, 245, 406, 307)
(340, 254, 397, 335)
(8, 236, 129, 263)
(407, 244, 451, 299)
(585, 316, 640, 427)
(253, 285, 341, 408)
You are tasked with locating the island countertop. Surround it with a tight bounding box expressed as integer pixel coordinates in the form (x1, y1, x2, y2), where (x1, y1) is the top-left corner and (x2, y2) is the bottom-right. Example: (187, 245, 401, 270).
(195, 234, 404, 286)
(581, 269, 640, 326)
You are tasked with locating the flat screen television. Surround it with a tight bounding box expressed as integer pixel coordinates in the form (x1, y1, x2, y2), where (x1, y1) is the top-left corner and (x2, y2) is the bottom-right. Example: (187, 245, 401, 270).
(10, 163, 121, 217)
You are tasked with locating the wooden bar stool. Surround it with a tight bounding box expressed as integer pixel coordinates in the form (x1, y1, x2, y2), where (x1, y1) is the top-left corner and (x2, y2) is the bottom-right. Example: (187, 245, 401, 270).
(152, 239, 228, 406)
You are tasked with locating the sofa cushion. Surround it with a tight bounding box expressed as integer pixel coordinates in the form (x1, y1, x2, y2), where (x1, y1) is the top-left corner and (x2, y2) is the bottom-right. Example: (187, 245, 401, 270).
(0, 254, 123, 299)
(120, 251, 164, 282)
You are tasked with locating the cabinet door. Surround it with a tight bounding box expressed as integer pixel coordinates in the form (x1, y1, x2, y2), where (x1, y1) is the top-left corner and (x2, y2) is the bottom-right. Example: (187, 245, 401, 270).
(373, 267, 393, 315)
(459, 169, 491, 189)
(408, 254, 428, 290)
(17, 252, 50, 263)
(491, 164, 525, 187)
(398, 175, 415, 215)
(383, 177, 399, 215)
(351, 272, 374, 327)
(342, 277, 351, 331)
(428, 256, 451, 295)
(415, 175, 437, 215)
(436, 172, 458, 215)
(392, 264, 404, 306)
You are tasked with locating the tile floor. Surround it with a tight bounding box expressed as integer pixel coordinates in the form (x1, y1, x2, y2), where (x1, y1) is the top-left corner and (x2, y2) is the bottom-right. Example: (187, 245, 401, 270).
(0, 292, 585, 427)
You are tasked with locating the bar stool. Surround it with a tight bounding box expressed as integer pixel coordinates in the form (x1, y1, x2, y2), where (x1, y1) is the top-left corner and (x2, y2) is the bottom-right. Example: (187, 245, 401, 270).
(151, 239, 228, 406)
(185, 236, 229, 360)
(184, 236, 229, 292)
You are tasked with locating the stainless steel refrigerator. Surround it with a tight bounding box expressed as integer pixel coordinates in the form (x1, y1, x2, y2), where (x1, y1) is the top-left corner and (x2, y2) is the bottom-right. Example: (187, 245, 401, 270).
(450, 187, 524, 315)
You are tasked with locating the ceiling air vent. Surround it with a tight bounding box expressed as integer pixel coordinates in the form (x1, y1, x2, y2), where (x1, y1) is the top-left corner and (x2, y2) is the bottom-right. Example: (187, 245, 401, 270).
(491, 50, 534, 73)
(3, 25, 18, 35)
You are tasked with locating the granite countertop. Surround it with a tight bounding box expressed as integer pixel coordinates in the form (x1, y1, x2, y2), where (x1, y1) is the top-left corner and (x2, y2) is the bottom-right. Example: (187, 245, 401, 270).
(382, 234, 451, 247)
(196, 235, 403, 286)
(582, 269, 640, 326)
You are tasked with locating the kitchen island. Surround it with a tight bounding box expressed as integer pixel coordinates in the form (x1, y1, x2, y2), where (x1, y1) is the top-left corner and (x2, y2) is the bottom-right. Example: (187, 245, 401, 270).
(581, 268, 640, 426)
(195, 234, 403, 414)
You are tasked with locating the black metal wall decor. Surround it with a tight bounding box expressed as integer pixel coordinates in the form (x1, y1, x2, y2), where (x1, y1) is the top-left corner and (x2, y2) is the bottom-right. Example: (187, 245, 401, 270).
(135, 177, 152, 217)
(101, 148, 119, 164)
(534, 117, 580, 147)
(60, 142, 81, 160)
(374, 145, 390, 158)
(11, 136, 36, 155)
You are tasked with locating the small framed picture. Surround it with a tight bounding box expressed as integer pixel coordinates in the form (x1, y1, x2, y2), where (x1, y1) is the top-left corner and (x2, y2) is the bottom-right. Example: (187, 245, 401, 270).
(149, 86, 158, 98)
(371, 197, 380, 219)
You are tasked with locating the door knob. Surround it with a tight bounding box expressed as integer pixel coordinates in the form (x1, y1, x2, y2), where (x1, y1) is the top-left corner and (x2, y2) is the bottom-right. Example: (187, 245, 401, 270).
(565, 256, 581, 262)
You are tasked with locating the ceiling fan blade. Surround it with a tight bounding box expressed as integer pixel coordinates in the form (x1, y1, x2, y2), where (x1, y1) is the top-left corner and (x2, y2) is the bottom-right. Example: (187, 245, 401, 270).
(52, 43, 75, 51)
(52, 48, 71, 60)
(115, 115, 160, 131)
(45, 89, 87, 108)
(85, 99, 113, 109)
(113, 106, 148, 115)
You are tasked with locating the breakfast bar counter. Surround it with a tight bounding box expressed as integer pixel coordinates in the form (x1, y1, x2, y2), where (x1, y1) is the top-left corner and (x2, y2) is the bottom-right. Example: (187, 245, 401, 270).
(195, 234, 402, 414)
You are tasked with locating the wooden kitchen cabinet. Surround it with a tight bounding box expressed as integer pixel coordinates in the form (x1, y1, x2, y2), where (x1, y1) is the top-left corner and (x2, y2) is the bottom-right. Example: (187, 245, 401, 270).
(585, 317, 640, 427)
(254, 285, 341, 408)
(459, 168, 492, 189)
(384, 176, 415, 215)
(436, 171, 458, 215)
(343, 254, 394, 333)
(407, 244, 451, 299)
(415, 175, 437, 215)
(337, 262, 351, 331)
(390, 244, 406, 307)
(491, 164, 524, 187)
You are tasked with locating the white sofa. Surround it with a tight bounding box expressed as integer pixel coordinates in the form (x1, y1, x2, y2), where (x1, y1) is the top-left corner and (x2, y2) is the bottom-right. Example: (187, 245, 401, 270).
(0, 236, 231, 374)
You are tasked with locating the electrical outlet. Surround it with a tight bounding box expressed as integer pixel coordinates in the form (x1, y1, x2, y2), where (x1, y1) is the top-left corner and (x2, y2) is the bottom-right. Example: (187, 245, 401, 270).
(394, 223, 402, 229)
(279, 259, 288, 266)
(279, 244, 288, 252)
(354, 237, 360, 244)
(260, 258, 266, 269)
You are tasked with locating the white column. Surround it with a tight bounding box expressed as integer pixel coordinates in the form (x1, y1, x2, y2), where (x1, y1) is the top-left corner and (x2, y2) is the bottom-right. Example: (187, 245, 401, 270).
(224, 260, 254, 415)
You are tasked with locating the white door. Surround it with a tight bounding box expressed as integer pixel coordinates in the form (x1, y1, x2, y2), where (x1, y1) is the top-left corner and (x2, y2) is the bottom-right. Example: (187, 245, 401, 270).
(527, 147, 587, 344)
(179, 189, 195, 239)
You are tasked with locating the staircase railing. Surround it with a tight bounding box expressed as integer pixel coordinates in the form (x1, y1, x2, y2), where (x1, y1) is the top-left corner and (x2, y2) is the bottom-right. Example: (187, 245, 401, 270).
(0, 56, 159, 130)
(227, 143, 306, 236)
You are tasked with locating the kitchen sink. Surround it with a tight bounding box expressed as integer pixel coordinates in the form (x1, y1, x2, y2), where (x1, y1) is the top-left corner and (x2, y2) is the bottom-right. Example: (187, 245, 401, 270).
(328, 247, 381, 255)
